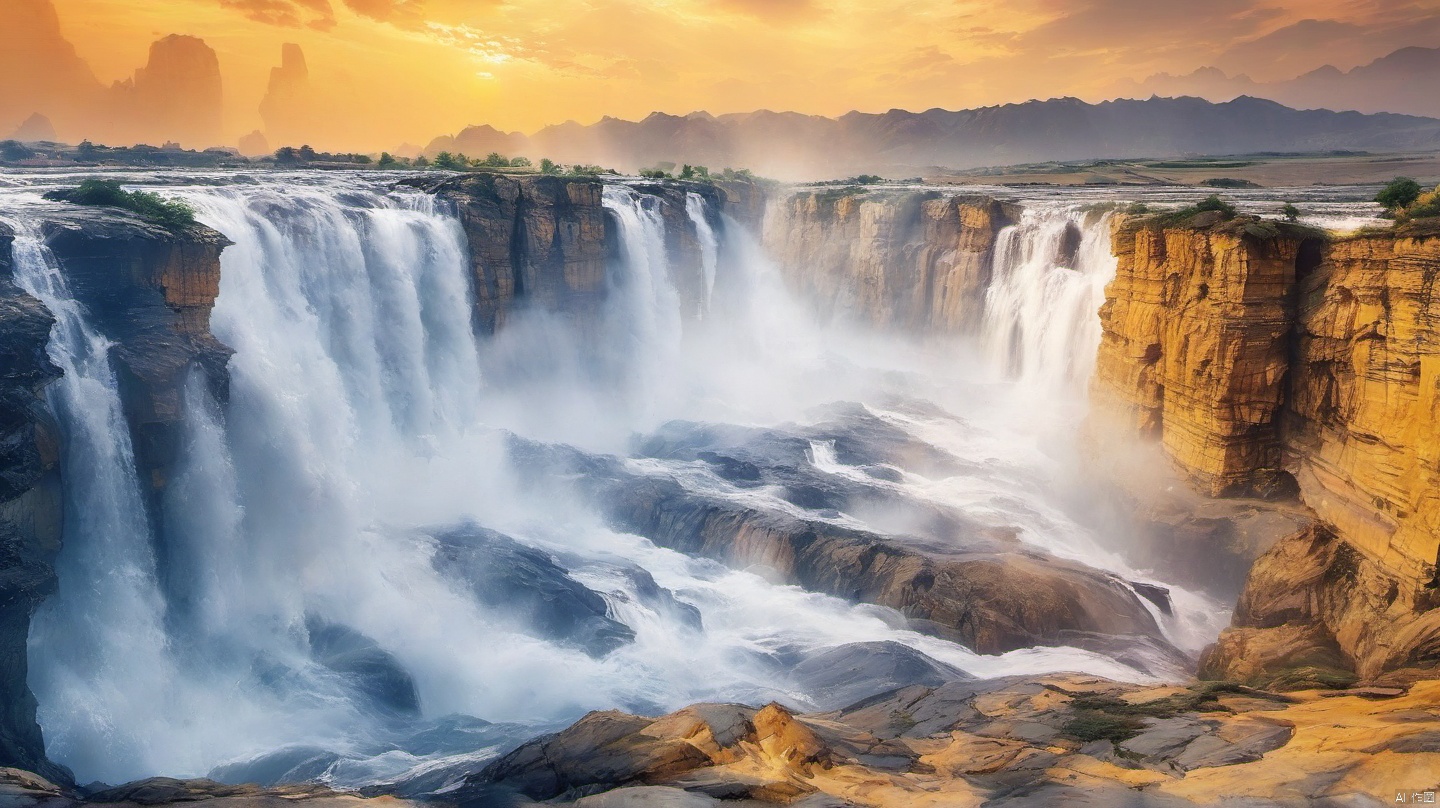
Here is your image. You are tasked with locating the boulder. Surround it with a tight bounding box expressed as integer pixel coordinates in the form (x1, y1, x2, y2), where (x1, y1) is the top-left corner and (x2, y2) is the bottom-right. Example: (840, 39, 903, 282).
(431, 524, 635, 656)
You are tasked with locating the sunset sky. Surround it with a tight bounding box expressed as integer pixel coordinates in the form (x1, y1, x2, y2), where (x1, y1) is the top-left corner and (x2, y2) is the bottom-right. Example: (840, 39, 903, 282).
(48, 0, 1440, 149)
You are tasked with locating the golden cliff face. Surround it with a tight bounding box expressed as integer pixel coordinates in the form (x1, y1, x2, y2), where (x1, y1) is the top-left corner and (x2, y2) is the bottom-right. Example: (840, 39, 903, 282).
(763, 190, 1018, 331)
(1092, 214, 1317, 498)
(1093, 213, 1440, 683)
(1285, 227, 1440, 576)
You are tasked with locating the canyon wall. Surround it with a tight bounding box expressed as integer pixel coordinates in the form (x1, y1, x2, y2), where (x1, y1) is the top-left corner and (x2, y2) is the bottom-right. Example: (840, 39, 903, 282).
(0, 211, 228, 782)
(761, 189, 1019, 331)
(0, 224, 65, 783)
(407, 175, 724, 332)
(1093, 212, 1440, 684)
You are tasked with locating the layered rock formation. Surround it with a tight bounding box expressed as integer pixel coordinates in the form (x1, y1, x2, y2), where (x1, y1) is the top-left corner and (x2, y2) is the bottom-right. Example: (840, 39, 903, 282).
(405, 174, 724, 333)
(458, 674, 1440, 807)
(0, 205, 229, 783)
(113, 35, 224, 149)
(0, 0, 102, 142)
(509, 405, 1174, 660)
(1091, 213, 1322, 498)
(762, 190, 1018, 331)
(404, 174, 609, 334)
(38, 209, 231, 502)
(1093, 212, 1440, 685)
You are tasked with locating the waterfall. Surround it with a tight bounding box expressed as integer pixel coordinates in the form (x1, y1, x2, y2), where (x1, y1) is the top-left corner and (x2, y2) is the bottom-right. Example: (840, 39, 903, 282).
(8, 225, 181, 782)
(6, 179, 1220, 787)
(685, 193, 719, 307)
(599, 185, 686, 421)
(980, 207, 1117, 389)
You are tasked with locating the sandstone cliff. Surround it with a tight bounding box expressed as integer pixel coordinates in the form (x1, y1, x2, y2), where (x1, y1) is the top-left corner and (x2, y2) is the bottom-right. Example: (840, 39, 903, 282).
(1093, 212, 1440, 685)
(762, 189, 1019, 331)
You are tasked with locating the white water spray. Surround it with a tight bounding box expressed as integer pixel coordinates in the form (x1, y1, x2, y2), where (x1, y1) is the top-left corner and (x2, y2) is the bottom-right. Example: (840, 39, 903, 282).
(981, 207, 1117, 390)
(6, 179, 1221, 788)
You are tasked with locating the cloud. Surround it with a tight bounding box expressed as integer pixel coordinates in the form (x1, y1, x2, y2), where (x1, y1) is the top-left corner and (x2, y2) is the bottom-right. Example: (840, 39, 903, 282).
(1014, 0, 1286, 57)
(218, 0, 337, 29)
(343, 0, 425, 25)
(1216, 18, 1365, 78)
(709, 0, 819, 21)
(219, 0, 427, 29)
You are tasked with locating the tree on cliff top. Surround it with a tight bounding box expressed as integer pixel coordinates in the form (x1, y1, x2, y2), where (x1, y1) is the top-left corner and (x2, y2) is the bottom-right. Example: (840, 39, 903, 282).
(1376, 177, 1422, 215)
(45, 179, 196, 228)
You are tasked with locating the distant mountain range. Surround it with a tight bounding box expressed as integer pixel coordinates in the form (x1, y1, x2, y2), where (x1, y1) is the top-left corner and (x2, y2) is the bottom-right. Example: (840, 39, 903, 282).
(1113, 46, 1440, 120)
(427, 96, 1440, 180)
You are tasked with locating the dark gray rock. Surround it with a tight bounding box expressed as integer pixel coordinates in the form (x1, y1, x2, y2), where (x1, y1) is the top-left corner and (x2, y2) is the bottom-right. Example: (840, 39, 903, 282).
(0, 223, 67, 786)
(787, 641, 972, 711)
(431, 524, 635, 656)
(304, 618, 420, 716)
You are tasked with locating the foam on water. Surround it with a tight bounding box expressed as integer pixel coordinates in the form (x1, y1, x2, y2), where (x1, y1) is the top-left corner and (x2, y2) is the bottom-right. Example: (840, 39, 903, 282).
(2, 175, 1243, 786)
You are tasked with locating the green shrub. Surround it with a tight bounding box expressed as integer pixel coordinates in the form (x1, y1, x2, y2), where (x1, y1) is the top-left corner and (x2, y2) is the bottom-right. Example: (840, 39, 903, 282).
(1195, 194, 1237, 217)
(1377, 177, 1422, 214)
(1062, 711, 1145, 743)
(1282, 202, 1301, 222)
(539, 158, 559, 175)
(45, 179, 195, 228)
(1201, 177, 1259, 189)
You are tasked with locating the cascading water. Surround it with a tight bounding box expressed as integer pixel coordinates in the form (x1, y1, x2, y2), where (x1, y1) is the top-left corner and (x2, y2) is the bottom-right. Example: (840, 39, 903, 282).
(981, 206, 1117, 390)
(685, 192, 719, 307)
(8, 178, 1225, 788)
(6, 224, 181, 781)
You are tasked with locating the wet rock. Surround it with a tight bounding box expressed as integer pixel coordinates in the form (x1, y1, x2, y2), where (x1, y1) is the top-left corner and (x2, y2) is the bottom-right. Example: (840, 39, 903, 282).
(401, 175, 608, 335)
(431, 524, 636, 656)
(0, 225, 66, 785)
(786, 641, 972, 711)
(207, 748, 341, 789)
(304, 619, 420, 716)
(1130, 581, 1172, 615)
(514, 435, 1169, 657)
(611, 567, 702, 632)
(38, 208, 231, 525)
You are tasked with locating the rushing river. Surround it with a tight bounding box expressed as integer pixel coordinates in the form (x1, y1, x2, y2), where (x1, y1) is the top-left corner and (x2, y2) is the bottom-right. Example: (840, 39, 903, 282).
(0, 172, 1386, 787)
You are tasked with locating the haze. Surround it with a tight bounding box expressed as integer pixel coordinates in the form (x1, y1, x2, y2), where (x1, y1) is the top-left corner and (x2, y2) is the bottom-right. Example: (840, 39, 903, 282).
(15, 0, 1440, 152)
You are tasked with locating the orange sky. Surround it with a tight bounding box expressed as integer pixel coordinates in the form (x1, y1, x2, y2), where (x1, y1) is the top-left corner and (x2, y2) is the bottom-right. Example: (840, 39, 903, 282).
(49, 0, 1440, 151)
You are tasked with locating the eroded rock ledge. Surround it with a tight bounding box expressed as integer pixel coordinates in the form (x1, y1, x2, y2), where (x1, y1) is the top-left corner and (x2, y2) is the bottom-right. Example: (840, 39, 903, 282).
(762, 189, 1021, 331)
(1092, 212, 1440, 685)
(455, 674, 1436, 807)
(402, 174, 726, 333)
